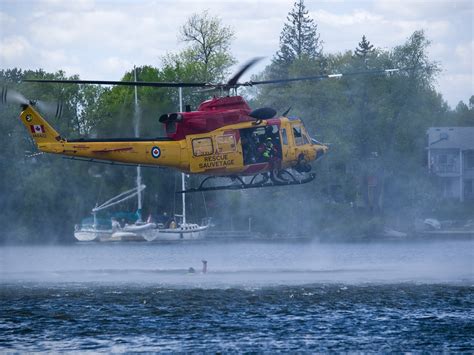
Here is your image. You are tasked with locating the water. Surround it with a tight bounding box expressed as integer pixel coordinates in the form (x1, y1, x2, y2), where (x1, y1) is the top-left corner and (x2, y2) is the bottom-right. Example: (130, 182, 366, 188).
(1, 240, 473, 351)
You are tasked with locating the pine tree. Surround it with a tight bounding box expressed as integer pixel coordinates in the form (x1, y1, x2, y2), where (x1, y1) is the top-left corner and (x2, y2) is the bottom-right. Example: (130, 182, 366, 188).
(274, 0, 322, 67)
(355, 35, 374, 58)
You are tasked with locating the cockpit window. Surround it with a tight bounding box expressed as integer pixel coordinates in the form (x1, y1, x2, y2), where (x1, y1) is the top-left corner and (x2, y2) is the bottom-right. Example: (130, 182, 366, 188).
(281, 128, 288, 145)
(292, 125, 304, 146)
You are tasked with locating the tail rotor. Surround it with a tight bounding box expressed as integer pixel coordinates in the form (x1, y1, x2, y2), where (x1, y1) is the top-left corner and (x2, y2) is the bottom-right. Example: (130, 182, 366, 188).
(1, 86, 28, 106)
(1, 86, 64, 119)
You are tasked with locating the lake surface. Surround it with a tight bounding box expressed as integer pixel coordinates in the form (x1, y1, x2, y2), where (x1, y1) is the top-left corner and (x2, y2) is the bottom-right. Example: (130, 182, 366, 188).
(1, 240, 473, 351)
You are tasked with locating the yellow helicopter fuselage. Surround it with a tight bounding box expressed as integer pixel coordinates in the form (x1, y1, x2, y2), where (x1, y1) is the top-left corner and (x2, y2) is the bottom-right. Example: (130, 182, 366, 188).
(20, 105, 327, 177)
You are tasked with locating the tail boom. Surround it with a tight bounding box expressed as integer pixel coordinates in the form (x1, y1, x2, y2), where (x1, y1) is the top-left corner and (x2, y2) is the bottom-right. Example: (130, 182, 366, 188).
(19, 105, 187, 170)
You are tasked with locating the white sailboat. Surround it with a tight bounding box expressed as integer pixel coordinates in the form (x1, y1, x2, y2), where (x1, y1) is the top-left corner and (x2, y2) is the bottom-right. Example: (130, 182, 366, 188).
(142, 173, 209, 241)
(74, 184, 150, 241)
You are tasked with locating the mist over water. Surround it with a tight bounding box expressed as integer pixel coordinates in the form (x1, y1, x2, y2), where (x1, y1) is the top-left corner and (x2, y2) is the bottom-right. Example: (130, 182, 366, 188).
(1, 239, 472, 285)
(1, 240, 473, 351)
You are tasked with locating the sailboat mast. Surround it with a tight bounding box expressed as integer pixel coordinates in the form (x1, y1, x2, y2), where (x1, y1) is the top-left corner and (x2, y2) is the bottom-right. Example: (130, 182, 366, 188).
(134, 66, 143, 221)
(179, 86, 186, 225)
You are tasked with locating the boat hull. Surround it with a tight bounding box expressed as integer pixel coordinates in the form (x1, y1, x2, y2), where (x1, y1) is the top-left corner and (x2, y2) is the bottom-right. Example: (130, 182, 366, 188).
(107, 231, 146, 242)
(74, 229, 112, 242)
(143, 224, 209, 242)
(123, 222, 157, 233)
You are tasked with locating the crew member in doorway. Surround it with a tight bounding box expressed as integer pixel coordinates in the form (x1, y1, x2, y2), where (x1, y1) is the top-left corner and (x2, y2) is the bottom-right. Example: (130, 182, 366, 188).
(258, 137, 277, 161)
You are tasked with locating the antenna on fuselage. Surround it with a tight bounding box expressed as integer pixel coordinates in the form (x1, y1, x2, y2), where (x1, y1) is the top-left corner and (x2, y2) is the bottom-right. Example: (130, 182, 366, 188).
(282, 106, 292, 117)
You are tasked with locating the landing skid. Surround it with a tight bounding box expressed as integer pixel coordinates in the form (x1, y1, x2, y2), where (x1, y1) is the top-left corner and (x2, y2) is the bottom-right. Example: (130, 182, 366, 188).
(178, 171, 315, 193)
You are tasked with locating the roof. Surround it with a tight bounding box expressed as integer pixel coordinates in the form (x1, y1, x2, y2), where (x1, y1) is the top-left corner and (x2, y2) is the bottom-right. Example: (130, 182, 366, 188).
(427, 127, 474, 150)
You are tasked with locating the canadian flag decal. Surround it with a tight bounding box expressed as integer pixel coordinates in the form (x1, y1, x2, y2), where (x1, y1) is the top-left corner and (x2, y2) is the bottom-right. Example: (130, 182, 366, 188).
(30, 125, 45, 134)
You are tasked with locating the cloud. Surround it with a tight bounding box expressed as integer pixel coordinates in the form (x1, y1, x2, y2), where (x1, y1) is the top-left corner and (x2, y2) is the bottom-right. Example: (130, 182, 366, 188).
(30, 10, 130, 47)
(454, 41, 474, 70)
(99, 57, 133, 76)
(313, 9, 384, 26)
(0, 0, 471, 107)
(38, 49, 69, 66)
(35, 0, 96, 11)
(393, 19, 451, 39)
(0, 35, 31, 63)
(374, 0, 472, 19)
(436, 73, 473, 106)
(429, 42, 448, 58)
(0, 11, 16, 27)
(312, 8, 451, 48)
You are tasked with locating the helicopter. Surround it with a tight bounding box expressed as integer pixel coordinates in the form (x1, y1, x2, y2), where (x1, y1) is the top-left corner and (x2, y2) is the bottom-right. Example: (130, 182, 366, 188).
(5, 58, 403, 193)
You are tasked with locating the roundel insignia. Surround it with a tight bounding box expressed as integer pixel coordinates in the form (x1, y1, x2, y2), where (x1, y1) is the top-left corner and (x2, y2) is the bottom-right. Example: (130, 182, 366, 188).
(151, 146, 161, 158)
(26, 114, 33, 122)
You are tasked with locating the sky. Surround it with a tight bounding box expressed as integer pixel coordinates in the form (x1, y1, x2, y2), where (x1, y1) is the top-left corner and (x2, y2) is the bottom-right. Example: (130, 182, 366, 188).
(0, 0, 472, 108)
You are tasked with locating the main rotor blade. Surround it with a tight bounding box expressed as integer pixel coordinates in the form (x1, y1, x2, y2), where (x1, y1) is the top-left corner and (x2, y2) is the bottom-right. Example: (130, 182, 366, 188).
(226, 57, 263, 87)
(241, 68, 409, 87)
(23, 79, 209, 88)
(22, 66, 411, 90)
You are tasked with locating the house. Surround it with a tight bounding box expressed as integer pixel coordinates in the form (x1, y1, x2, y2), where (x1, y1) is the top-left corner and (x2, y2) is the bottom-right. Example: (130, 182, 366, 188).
(427, 127, 474, 201)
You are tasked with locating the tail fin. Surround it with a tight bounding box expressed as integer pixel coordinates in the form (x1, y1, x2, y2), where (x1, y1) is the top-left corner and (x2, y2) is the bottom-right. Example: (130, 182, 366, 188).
(19, 105, 64, 145)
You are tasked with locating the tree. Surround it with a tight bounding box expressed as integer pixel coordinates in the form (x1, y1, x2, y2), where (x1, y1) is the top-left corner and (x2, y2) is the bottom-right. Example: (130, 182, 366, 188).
(179, 10, 236, 82)
(451, 96, 474, 125)
(355, 35, 374, 58)
(161, 52, 213, 109)
(274, 0, 322, 69)
(354, 35, 375, 70)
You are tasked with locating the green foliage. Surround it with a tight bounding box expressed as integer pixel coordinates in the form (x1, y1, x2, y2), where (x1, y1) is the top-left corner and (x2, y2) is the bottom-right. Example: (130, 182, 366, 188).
(89, 66, 174, 138)
(161, 53, 214, 110)
(451, 97, 474, 125)
(159, 10, 237, 109)
(178, 10, 236, 82)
